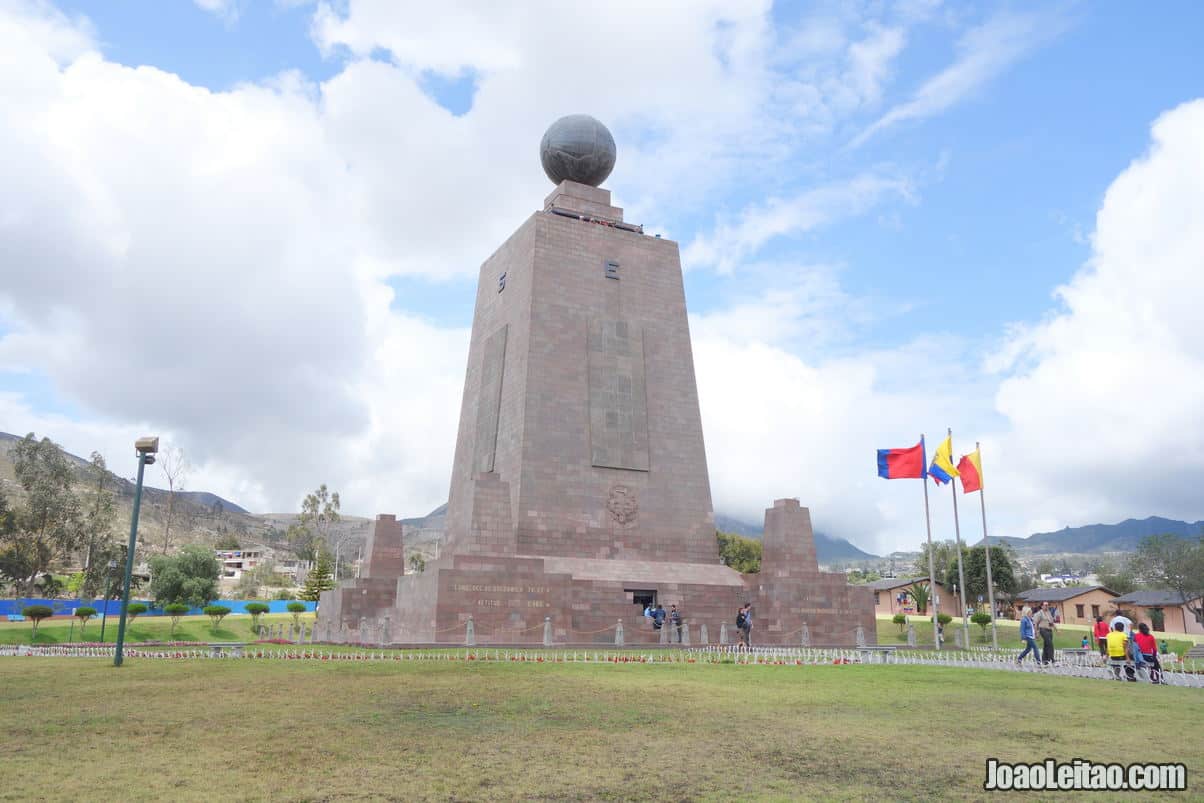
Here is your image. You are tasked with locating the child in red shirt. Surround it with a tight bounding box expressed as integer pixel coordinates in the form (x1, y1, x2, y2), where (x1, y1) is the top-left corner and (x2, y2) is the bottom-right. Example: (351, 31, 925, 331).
(1134, 622, 1162, 684)
(1093, 616, 1110, 657)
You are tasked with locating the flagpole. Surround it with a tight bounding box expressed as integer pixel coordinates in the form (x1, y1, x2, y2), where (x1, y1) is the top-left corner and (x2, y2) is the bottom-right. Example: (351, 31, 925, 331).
(921, 434, 941, 651)
(978, 440, 998, 650)
(949, 427, 970, 650)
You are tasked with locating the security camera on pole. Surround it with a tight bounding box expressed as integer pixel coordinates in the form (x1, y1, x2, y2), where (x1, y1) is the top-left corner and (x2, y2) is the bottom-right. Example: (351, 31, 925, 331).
(114, 436, 158, 668)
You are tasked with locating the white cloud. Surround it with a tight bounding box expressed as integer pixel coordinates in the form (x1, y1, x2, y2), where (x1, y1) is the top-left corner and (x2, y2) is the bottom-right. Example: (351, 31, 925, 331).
(193, 0, 238, 24)
(987, 99, 1204, 534)
(850, 10, 1064, 148)
(683, 173, 914, 273)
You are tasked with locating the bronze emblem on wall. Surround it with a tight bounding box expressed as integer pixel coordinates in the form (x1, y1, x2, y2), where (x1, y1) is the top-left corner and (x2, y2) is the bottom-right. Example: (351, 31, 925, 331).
(606, 485, 638, 526)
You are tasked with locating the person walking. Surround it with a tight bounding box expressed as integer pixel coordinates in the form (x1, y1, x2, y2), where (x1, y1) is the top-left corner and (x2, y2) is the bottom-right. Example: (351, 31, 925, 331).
(1032, 601, 1056, 664)
(1092, 616, 1110, 658)
(1017, 606, 1040, 664)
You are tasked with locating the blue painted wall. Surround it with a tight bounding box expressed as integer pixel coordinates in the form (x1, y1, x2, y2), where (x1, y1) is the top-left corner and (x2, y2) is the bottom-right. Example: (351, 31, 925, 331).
(1, 599, 316, 617)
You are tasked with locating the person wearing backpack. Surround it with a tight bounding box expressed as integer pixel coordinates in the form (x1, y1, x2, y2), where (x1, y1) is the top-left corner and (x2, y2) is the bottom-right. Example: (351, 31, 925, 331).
(652, 604, 666, 631)
(737, 603, 752, 649)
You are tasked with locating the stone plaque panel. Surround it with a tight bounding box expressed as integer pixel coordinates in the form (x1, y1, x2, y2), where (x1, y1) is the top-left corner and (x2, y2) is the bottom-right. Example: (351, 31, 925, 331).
(474, 325, 508, 473)
(588, 318, 649, 471)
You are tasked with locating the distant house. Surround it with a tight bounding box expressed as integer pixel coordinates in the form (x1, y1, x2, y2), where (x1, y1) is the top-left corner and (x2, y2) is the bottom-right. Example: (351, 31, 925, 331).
(1014, 586, 1118, 626)
(866, 576, 961, 618)
(1111, 590, 1204, 636)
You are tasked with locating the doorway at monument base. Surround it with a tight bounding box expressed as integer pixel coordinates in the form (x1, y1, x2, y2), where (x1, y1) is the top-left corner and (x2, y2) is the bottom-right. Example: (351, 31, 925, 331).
(317, 499, 877, 647)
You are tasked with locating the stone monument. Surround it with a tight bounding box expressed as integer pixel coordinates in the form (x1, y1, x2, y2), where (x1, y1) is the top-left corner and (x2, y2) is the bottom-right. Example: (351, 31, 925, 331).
(320, 115, 874, 645)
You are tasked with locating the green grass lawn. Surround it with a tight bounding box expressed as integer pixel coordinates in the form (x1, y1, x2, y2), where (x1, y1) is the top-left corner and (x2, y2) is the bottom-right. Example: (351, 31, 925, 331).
(0, 612, 311, 645)
(875, 616, 1198, 656)
(1, 658, 1201, 801)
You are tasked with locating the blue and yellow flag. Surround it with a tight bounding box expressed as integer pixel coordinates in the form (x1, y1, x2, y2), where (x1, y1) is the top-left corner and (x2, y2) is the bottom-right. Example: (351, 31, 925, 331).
(929, 435, 960, 485)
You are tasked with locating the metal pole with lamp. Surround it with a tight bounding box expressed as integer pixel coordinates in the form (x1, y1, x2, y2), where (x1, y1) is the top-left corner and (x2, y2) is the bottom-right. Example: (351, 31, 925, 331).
(99, 559, 118, 642)
(114, 436, 157, 667)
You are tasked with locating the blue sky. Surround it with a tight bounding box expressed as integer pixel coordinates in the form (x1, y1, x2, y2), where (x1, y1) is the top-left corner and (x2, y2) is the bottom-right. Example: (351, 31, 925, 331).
(2, 1, 1203, 553)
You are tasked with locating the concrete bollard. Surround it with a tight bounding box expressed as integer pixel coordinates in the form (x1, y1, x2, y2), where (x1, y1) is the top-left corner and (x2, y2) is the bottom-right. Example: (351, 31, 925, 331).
(699, 624, 709, 645)
(615, 620, 624, 647)
(465, 616, 476, 647)
(801, 622, 811, 648)
(359, 617, 369, 644)
(383, 616, 392, 645)
(543, 617, 552, 647)
(681, 622, 691, 646)
(856, 625, 866, 649)
(907, 623, 916, 647)
(954, 627, 964, 649)
(719, 622, 728, 645)
(659, 621, 670, 645)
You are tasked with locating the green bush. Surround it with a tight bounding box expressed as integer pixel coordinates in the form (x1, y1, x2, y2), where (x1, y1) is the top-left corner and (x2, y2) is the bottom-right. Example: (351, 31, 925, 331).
(245, 602, 269, 629)
(970, 611, 992, 639)
(163, 602, 190, 637)
(22, 605, 54, 639)
(74, 606, 97, 637)
(892, 613, 907, 632)
(126, 603, 148, 621)
(286, 601, 306, 627)
(203, 605, 232, 630)
(936, 612, 953, 627)
(273, 589, 295, 601)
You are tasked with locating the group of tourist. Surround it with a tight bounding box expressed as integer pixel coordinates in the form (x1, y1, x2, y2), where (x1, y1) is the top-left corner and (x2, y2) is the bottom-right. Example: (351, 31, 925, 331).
(640, 602, 755, 648)
(1017, 603, 1165, 683)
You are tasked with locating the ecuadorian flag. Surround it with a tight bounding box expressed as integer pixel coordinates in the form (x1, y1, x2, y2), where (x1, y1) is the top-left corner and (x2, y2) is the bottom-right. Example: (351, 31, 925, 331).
(877, 438, 926, 479)
(928, 435, 959, 485)
(957, 450, 983, 493)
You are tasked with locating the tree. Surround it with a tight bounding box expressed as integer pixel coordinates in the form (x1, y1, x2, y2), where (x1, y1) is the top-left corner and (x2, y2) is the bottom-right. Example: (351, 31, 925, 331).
(914, 540, 959, 586)
(286, 601, 306, 628)
(971, 611, 992, 641)
(908, 581, 931, 615)
(299, 551, 334, 601)
(126, 603, 148, 621)
(1098, 563, 1139, 595)
(245, 602, 269, 630)
(892, 613, 907, 632)
(955, 545, 1018, 604)
(158, 445, 189, 554)
(75, 606, 97, 637)
(214, 533, 241, 550)
(1134, 534, 1204, 626)
(203, 605, 231, 630)
(22, 605, 53, 639)
(409, 554, 426, 575)
(287, 485, 341, 563)
(163, 603, 189, 637)
(79, 451, 117, 598)
(0, 434, 83, 594)
(716, 531, 762, 573)
(149, 544, 220, 608)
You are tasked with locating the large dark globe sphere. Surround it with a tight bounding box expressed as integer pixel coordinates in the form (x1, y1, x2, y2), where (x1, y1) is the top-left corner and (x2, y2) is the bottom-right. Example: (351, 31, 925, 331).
(539, 114, 616, 187)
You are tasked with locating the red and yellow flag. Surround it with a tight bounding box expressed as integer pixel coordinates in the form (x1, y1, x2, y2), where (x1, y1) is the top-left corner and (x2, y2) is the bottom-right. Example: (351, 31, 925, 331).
(957, 450, 983, 493)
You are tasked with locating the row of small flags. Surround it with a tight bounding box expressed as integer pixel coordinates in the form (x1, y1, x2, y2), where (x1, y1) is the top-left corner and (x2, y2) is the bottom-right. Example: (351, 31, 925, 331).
(877, 434, 983, 492)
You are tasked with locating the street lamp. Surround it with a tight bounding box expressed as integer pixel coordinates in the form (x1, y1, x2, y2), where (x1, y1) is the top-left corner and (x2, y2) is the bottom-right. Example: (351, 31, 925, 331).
(114, 436, 157, 667)
(99, 559, 118, 642)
